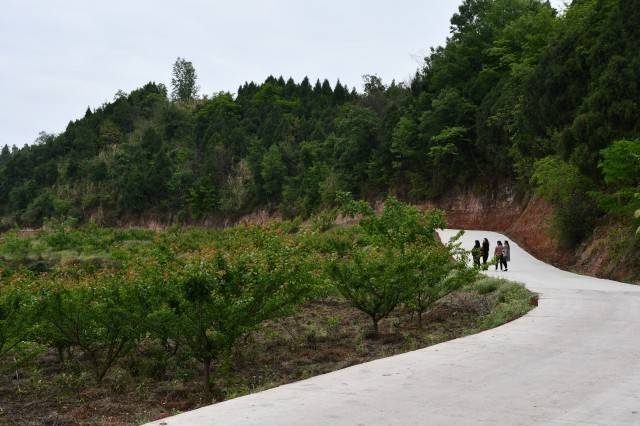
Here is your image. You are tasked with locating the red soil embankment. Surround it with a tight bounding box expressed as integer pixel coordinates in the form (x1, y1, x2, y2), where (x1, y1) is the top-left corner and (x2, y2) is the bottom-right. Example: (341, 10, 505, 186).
(422, 188, 638, 283)
(421, 189, 573, 267)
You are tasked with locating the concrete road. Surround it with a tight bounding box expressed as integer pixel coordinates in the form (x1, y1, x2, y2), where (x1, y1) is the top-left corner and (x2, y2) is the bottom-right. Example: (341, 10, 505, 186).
(147, 230, 640, 425)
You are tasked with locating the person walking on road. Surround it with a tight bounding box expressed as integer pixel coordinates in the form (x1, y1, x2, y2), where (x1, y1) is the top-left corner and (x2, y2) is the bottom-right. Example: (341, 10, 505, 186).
(503, 240, 511, 271)
(472, 240, 482, 267)
(482, 238, 490, 265)
(494, 241, 505, 271)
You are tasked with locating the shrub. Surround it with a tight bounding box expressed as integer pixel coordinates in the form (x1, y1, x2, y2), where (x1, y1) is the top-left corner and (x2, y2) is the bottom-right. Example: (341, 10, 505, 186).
(160, 237, 312, 394)
(0, 278, 36, 359)
(475, 278, 499, 294)
(329, 196, 463, 335)
(405, 243, 475, 326)
(311, 209, 338, 232)
(358, 197, 446, 252)
(329, 247, 412, 336)
(532, 156, 599, 247)
(35, 272, 144, 383)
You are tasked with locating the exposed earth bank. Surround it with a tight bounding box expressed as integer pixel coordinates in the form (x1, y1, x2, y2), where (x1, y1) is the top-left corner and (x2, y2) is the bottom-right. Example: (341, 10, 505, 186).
(85, 188, 639, 284)
(423, 189, 639, 284)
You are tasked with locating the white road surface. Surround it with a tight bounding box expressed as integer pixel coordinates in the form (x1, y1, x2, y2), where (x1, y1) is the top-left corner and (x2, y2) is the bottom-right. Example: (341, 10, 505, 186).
(147, 230, 640, 425)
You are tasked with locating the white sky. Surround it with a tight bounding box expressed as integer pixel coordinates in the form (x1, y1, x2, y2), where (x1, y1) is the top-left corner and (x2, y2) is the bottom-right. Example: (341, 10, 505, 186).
(0, 0, 566, 148)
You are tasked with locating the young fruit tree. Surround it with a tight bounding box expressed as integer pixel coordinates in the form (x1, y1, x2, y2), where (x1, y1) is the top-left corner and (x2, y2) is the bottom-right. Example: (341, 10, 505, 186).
(330, 196, 453, 336)
(163, 237, 311, 394)
(0, 280, 36, 360)
(329, 246, 411, 336)
(36, 272, 144, 383)
(405, 240, 477, 326)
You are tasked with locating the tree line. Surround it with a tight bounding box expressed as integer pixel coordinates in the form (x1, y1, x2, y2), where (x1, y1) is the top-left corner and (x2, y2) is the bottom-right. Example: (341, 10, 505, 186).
(0, 0, 638, 245)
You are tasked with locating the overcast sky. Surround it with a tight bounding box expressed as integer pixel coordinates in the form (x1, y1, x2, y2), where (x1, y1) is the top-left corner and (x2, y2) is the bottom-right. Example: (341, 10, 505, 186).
(0, 0, 566, 148)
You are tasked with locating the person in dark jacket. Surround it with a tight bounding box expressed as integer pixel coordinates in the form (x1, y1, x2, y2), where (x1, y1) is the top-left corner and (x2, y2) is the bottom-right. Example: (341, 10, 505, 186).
(472, 240, 481, 267)
(481, 238, 490, 264)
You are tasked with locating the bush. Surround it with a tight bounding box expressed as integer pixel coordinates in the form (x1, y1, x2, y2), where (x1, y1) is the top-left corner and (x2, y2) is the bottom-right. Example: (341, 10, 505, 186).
(311, 209, 338, 232)
(358, 197, 446, 252)
(329, 196, 467, 334)
(158, 235, 312, 393)
(532, 156, 599, 246)
(35, 272, 144, 383)
(405, 243, 475, 325)
(475, 278, 499, 294)
(0, 278, 36, 359)
(330, 247, 412, 336)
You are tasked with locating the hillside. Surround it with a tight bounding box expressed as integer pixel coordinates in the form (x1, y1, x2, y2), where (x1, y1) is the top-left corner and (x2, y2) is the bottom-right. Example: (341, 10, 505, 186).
(1, 0, 638, 266)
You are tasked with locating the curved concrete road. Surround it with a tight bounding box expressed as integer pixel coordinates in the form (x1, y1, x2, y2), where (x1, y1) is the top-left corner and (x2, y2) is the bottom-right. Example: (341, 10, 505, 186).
(148, 230, 640, 425)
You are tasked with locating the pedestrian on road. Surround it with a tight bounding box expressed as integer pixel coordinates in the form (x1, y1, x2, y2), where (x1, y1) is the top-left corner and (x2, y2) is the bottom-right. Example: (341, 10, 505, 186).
(494, 241, 505, 271)
(472, 240, 481, 267)
(482, 238, 490, 265)
(503, 240, 511, 271)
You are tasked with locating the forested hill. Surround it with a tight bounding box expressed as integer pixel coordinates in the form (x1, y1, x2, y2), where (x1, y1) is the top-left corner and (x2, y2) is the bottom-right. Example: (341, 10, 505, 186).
(1, 0, 639, 246)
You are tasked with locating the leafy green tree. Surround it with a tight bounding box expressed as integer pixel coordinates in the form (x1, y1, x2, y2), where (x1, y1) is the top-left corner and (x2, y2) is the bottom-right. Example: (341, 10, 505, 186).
(532, 156, 598, 246)
(405, 239, 476, 326)
(330, 196, 450, 335)
(599, 140, 640, 187)
(359, 197, 446, 253)
(260, 144, 287, 198)
(329, 246, 411, 336)
(329, 105, 381, 195)
(597, 140, 640, 218)
(166, 239, 310, 393)
(171, 57, 199, 102)
(37, 273, 143, 383)
(0, 281, 36, 359)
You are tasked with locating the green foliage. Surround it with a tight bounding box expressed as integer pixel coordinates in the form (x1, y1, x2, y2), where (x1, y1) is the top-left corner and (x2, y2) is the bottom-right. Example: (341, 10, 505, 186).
(596, 140, 640, 220)
(531, 156, 585, 205)
(532, 156, 599, 246)
(599, 140, 640, 187)
(0, 211, 481, 397)
(0, 278, 36, 358)
(472, 278, 534, 330)
(36, 272, 143, 382)
(406, 231, 477, 325)
(358, 197, 445, 252)
(329, 246, 412, 335)
(1, 0, 637, 258)
(336, 191, 374, 218)
(171, 57, 199, 102)
(328, 197, 468, 334)
(164, 241, 311, 392)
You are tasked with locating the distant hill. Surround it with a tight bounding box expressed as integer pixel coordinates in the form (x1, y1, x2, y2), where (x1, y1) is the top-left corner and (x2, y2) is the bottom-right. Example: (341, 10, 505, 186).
(1, 0, 638, 248)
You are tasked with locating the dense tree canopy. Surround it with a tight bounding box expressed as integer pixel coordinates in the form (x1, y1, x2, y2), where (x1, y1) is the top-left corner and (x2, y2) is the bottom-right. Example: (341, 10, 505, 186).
(1, 0, 638, 245)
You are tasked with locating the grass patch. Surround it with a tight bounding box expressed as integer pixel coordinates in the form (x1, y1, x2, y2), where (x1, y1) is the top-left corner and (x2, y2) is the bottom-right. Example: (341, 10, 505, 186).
(467, 277, 537, 332)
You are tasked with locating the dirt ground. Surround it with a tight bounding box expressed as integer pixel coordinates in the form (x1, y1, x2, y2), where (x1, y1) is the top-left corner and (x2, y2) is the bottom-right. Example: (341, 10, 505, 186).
(0, 290, 522, 425)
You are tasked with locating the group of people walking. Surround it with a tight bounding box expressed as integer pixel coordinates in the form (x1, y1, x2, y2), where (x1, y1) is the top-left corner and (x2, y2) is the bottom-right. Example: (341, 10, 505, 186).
(472, 238, 511, 271)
